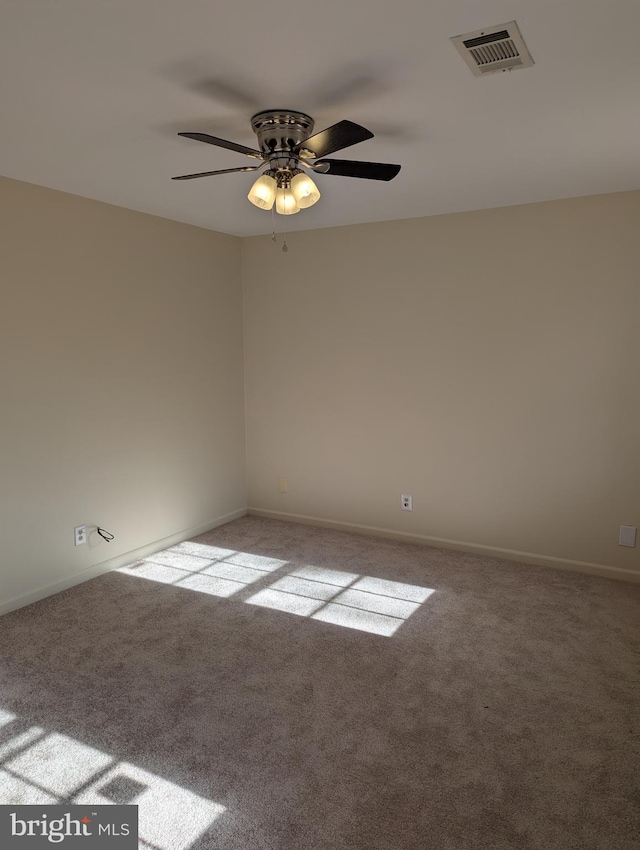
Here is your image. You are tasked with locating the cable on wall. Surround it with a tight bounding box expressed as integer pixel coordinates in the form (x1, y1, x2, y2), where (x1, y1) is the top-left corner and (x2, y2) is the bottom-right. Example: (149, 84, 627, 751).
(97, 527, 115, 543)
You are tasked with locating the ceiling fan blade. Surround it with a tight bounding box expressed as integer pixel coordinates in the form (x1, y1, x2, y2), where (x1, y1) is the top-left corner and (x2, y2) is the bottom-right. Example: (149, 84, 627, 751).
(314, 159, 401, 181)
(297, 120, 374, 159)
(172, 166, 262, 181)
(178, 132, 262, 159)
(302, 63, 391, 110)
(187, 78, 260, 110)
(161, 61, 263, 109)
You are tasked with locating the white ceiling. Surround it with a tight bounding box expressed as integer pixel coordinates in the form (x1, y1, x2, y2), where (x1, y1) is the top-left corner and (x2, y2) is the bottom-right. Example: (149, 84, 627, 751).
(1, 0, 639, 237)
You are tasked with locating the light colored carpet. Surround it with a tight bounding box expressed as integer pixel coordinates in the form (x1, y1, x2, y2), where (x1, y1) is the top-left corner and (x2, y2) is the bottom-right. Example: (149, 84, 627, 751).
(0, 515, 638, 849)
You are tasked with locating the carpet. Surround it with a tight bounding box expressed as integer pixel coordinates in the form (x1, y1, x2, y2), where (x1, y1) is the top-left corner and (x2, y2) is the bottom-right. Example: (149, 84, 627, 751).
(0, 515, 638, 849)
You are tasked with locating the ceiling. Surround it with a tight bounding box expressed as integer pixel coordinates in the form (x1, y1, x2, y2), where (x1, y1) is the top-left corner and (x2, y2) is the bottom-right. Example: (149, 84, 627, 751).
(1, 0, 639, 237)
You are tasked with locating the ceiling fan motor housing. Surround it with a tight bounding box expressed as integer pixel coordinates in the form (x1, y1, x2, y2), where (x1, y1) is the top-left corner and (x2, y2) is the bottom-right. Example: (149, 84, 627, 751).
(250, 110, 315, 156)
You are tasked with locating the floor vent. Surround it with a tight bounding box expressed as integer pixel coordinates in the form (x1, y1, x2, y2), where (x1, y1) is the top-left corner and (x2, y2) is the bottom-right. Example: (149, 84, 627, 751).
(451, 21, 534, 76)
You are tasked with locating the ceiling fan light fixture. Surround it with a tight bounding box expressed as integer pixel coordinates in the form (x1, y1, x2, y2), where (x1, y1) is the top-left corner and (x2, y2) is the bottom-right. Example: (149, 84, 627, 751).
(275, 185, 300, 215)
(291, 172, 321, 209)
(247, 172, 277, 210)
(174, 112, 401, 216)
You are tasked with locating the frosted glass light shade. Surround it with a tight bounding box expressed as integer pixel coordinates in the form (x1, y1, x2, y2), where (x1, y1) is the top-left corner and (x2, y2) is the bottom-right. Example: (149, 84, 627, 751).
(247, 173, 277, 210)
(275, 187, 300, 215)
(291, 172, 321, 209)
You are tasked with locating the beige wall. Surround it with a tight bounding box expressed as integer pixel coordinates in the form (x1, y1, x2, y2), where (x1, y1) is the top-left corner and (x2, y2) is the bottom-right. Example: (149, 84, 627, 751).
(2, 180, 637, 612)
(0, 176, 247, 613)
(242, 191, 640, 579)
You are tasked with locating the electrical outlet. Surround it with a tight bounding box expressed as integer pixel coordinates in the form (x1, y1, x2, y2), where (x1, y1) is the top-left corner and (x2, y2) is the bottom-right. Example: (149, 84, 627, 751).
(74, 525, 87, 546)
(401, 494, 413, 511)
(278, 477, 288, 493)
(619, 525, 637, 547)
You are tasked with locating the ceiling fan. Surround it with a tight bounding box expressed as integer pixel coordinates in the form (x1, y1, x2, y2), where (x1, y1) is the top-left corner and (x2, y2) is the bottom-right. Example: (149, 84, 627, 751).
(172, 110, 401, 215)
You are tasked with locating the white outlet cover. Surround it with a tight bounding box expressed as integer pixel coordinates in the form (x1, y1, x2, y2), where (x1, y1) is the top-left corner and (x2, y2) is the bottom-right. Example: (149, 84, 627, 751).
(401, 494, 413, 511)
(619, 525, 637, 547)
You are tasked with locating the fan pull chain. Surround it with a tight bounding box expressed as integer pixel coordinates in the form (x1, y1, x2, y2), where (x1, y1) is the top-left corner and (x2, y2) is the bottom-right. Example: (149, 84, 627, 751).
(269, 182, 289, 251)
(281, 185, 291, 251)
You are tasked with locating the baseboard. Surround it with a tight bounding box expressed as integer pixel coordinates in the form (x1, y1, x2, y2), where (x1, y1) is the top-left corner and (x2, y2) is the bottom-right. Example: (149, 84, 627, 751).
(247, 507, 640, 584)
(0, 508, 247, 617)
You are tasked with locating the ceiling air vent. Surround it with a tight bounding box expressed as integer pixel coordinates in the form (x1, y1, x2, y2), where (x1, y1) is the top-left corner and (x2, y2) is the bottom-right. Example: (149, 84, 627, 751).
(451, 21, 534, 76)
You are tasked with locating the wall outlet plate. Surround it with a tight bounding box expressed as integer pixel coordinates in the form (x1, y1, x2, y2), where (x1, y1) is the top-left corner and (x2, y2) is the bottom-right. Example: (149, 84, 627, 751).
(74, 525, 87, 546)
(401, 494, 413, 511)
(619, 525, 637, 547)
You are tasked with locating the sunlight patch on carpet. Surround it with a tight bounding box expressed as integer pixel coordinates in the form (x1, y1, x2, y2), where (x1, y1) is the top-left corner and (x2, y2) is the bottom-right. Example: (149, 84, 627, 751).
(290, 566, 360, 586)
(76, 762, 225, 850)
(118, 541, 289, 599)
(247, 568, 435, 636)
(117, 543, 435, 636)
(0, 708, 17, 728)
(245, 588, 325, 617)
(0, 708, 226, 849)
(0, 726, 47, 761)
(6, 733, 114, 795)
(312, 603, 404, 636)
(0, 770, 59, 804)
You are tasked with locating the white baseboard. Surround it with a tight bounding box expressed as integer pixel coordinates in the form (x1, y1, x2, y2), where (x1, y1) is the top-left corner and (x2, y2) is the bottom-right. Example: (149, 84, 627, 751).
(0, 508, 247, 617)
(247, 507, 640, 584)
(4, 505, 635, 617)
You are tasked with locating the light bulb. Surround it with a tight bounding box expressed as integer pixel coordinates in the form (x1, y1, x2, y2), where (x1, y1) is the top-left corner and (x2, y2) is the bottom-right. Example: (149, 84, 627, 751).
(275, 186, 300, 215)
(247, 173, 277, 210)
(291, 172, 321, 209)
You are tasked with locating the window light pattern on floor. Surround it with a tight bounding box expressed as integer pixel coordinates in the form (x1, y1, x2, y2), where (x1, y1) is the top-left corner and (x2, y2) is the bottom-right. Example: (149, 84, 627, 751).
(118, 542, 435, 637)
(246, 567, 434, 637)
(0, 706, 225, 850)
(119, 542, 288, 598)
